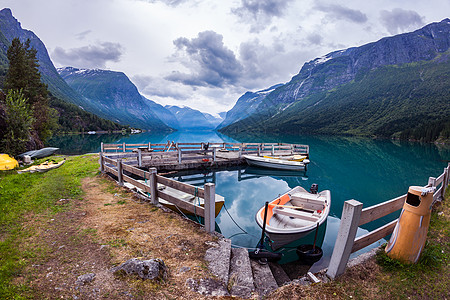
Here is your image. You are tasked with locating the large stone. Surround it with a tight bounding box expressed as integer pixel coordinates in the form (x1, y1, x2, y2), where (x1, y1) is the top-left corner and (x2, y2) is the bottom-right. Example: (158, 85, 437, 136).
(250, 259, 278, 297)
(76, 273, 95, 285)
(228, 248, 255, 298)
(186, 278, 229, 297)
(204, 238, 231, 285)
(111, 258, 168, 281)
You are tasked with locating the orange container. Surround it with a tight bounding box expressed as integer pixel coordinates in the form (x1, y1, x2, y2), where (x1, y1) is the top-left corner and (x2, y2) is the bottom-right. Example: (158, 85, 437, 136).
(385, 186, 434, 263)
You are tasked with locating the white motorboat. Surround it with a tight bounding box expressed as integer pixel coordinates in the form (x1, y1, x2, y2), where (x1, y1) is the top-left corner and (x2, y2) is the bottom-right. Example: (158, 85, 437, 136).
(243, 155, 310, 171)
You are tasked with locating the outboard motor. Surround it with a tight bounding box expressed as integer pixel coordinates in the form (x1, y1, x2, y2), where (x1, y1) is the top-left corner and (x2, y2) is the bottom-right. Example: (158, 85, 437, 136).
(310, 183, 318, 194)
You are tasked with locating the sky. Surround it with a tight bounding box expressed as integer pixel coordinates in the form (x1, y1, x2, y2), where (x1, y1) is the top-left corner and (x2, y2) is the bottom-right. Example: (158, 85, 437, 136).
(3, 0, 449, 115)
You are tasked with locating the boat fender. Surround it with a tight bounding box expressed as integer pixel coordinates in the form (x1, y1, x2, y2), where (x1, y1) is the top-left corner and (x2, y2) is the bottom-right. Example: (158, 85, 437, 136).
(248, 249, 282, 261)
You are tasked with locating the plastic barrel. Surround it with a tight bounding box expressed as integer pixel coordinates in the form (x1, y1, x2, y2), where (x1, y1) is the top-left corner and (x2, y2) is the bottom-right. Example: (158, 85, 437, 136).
(385, 186, 434, 263)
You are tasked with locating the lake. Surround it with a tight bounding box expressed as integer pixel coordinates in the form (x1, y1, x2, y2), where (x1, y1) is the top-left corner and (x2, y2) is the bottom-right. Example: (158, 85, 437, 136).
(49, 131, 449, 272)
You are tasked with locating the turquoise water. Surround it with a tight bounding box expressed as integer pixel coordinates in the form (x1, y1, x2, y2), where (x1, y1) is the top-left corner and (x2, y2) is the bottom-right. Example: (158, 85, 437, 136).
(49, 131, 449, 271)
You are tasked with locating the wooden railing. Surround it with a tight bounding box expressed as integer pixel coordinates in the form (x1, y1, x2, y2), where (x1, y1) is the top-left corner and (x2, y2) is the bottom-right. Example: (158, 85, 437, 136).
(100, 153, 217, 232)
(100, 142, 309, 167)
(327, 163, 450, 279)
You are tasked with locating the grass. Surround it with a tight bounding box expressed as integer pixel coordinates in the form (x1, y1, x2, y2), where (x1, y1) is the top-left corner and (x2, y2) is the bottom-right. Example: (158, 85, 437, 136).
(372, 192, 450, 299)
(0, 154, 99, 299)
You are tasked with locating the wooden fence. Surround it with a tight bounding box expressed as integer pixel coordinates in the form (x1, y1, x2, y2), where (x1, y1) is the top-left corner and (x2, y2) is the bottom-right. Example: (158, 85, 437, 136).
(101, 142, 309, 167)
(99, 153, 217, 233)
(327, 162, 450, 278)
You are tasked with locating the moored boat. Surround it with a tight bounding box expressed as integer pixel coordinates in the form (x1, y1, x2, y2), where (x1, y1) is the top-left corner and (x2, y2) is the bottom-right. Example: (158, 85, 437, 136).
(123, 181, 224, 217)
(17, 147, 59, 160)
(263, 154, 308, 162)
(243, 154, 310, 171)
(255, 184, 331, 250)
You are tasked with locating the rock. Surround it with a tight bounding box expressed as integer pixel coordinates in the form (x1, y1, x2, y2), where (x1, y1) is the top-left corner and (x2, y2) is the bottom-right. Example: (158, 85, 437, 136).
(76, 273, 96, 285)
(228, 248, 255, 298)
(204, 238, 231, 286)
(186, 278, 229, 297)
(179, 266, 191, 273)
(111, 258, 168, 281)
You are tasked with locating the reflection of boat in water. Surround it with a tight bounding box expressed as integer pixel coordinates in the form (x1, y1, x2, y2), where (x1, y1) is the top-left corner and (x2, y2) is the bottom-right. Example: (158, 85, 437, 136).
(256, 185, 331, 250)
(243, 166, 308, 178)
(244, 155, 310, 171)
(252, 221, 327, 280)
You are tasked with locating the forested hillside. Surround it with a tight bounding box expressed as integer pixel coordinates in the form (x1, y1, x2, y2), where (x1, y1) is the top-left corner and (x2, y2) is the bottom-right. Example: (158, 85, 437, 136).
(221, 58, 450, 142)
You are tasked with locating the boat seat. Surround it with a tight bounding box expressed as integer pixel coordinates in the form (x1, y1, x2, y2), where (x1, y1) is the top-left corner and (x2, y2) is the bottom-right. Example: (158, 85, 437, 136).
(273, 207, 320, 221)
(290, 193, 325, 211)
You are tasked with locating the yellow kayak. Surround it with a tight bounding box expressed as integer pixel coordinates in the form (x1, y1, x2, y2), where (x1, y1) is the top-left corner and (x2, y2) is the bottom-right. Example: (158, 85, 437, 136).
(0, 154, 18, 170)
(18, 159, 65, 174)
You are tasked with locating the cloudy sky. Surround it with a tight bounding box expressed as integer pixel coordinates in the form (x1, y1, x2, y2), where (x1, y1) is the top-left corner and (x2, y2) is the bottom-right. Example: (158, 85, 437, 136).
(3, 0, 449, 115)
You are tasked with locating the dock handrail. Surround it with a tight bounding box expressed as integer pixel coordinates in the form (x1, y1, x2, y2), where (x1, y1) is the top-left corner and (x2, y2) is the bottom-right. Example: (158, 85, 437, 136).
(100, 152, 217, 233)
(327, 163, 449, 279)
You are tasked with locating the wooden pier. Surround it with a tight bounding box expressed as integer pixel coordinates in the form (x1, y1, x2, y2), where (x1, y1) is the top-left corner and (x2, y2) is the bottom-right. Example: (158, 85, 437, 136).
(101, 142, 309, 172)
(99, 141, 309, 233)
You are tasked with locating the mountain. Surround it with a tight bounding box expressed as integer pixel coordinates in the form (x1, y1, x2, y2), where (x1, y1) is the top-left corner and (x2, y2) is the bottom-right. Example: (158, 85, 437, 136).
(216, 84, 282, 129)
(142, 97, 180, 129)
(220, 19, 450, 141)
(58, 67, 172, 131)
(165, 105, 218, 130)
(0, 8, 127, 132)
(0, 8, 86, 107)
(203, 112, 224, 129)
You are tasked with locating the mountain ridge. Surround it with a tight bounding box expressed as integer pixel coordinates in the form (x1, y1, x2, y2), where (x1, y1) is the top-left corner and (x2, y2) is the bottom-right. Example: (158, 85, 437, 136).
(220, 19, 450, 141)
(58, 67, 172, 131)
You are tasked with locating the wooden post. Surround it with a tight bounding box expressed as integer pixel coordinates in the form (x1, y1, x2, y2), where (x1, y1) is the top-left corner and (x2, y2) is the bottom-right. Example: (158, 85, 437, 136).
(148, 142, 151, 151)
(204, 183, 216, 233)
(101, 142, 104, 152)
(239, 146, 242, 158)
(213, 147, 217, 162)
(442, 164, 449, 198)
(271, 144, 274, 156)
(178, 148, 182, 164)
(137, 148, 142, 167)
(117, 158, 123, 186)
(123, 142, 126, 152)
(99, 152, 105, 173)
(257, 144, 261, 156)
(428, 176, 436, 187)
(327, 199, 363, 279)
(149, 168, 158, 205)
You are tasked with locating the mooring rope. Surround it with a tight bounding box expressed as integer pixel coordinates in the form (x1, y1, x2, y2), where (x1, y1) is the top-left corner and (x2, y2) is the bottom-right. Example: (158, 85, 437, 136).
(222, 202, 260, 240)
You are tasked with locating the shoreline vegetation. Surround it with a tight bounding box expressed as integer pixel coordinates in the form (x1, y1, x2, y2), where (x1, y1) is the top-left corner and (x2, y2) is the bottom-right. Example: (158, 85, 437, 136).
(0, 154, 448, 299)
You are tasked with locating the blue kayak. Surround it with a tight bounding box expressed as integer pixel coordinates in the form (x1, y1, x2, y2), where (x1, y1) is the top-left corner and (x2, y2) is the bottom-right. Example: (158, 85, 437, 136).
(17, 147, 59, 159)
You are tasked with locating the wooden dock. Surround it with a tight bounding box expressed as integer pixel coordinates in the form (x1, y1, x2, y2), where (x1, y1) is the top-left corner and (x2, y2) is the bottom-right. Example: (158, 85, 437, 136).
(98, 141, 310, 233)
(101, 142, 309, 172)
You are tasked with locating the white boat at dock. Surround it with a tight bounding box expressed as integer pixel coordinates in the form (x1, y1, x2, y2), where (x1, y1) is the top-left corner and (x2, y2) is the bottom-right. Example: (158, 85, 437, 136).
(255, 185, 331, 250)
(243, 154, 310, 171)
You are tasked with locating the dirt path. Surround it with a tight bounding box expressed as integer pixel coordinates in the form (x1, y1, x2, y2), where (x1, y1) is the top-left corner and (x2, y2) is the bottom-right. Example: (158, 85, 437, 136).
(27, 175, 221, 299)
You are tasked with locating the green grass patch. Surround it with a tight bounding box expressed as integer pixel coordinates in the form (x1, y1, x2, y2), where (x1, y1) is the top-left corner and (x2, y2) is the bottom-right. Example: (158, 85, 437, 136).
(374, 191, 450, 299)
(0, 154, 99, 298)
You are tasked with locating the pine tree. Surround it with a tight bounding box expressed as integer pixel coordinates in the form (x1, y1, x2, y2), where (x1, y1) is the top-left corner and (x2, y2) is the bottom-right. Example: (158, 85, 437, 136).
(3, 38, 57, 148)
(1, 89, 34, 155)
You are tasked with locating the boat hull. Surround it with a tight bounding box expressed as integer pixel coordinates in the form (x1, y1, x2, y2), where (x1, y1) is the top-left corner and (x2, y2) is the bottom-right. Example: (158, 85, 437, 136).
(243, 155, 308, 171)
(255, 186, 331, 250)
